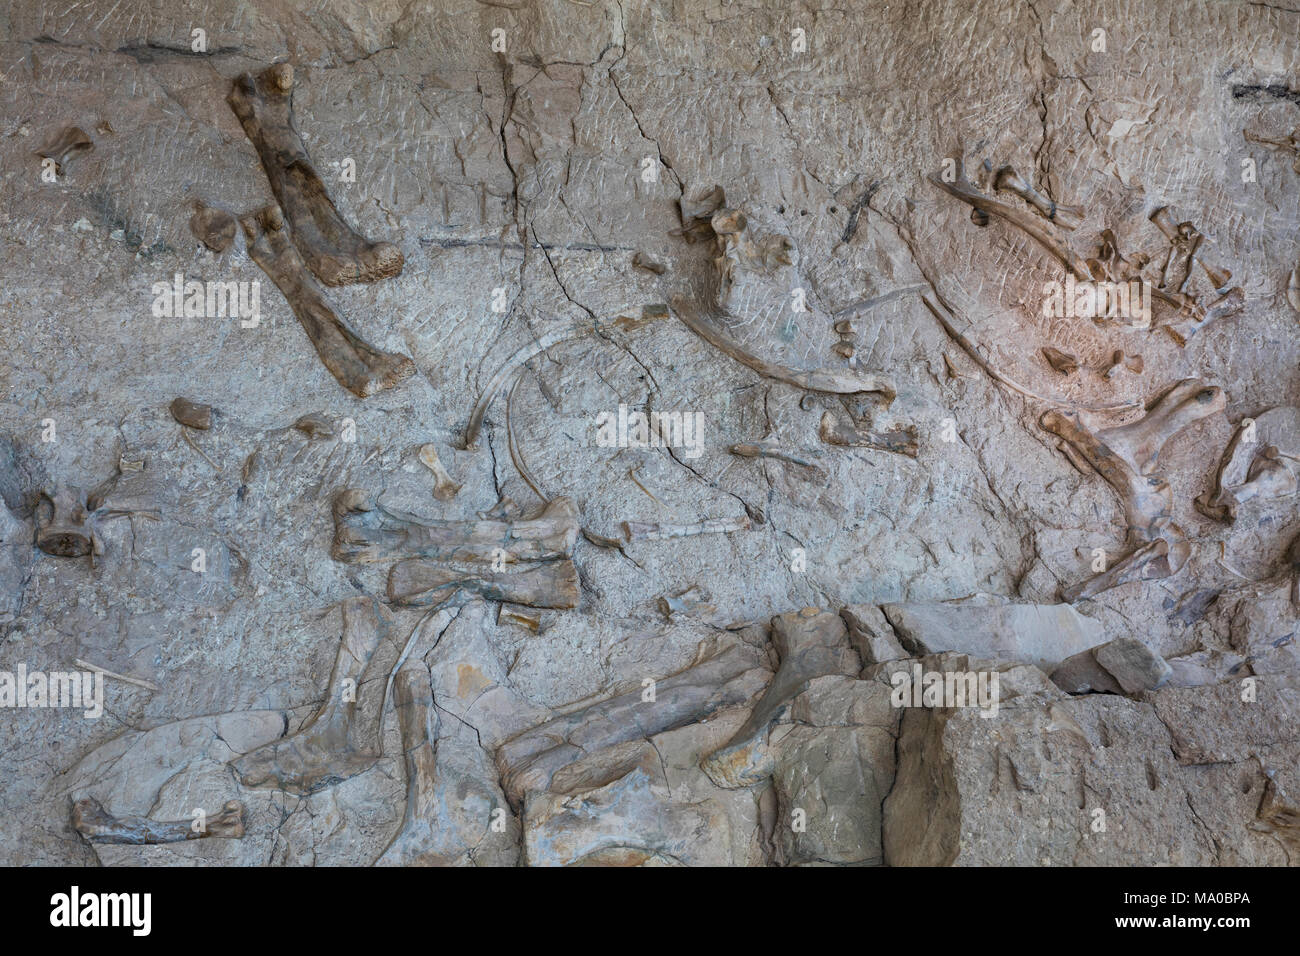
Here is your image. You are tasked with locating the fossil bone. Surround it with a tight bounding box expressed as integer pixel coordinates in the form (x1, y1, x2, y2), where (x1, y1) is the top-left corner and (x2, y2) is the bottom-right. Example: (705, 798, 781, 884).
(632, 250, 668, 274)
(818, 410, 918, 456)
(498, 603, 542, 632)
(1196, 407, 1300, 521)
(417, 444, 462, 501)
(1161, 287, 1245, 346)
(1099, 350, 1143, 379)
(1042, 347, 1080, 375)
(332, 490, 578, 564)
(388, 558, 580, 609)
(35, 485, 101, 558)
(228, 63, 403, 285)
(701, 608, 861, 788)
(169, 397, 212, 430)
(657, 585, 715, 621)
(729, 441, 818, 468)
(231, 596, 390, 794)
(189, 202, 237, 253)
(373, 662, 447, 866)
(241, 205, 415, 397)
(36, 126, 93, 175)
(72, 797, 246, 844)
(623, 515, 751, 541)
(1244, 127, 1300, 174)
(992, 165, 1084, 230)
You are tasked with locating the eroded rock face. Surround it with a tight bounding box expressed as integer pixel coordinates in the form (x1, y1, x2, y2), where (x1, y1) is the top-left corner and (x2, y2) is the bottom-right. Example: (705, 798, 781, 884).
(3, 0, 1298, 868)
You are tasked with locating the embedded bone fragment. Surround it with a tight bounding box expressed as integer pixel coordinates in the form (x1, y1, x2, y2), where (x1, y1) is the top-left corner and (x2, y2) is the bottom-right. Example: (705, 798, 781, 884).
(1161, 287, 1245, 345)
(818, 410, 918, 456)
(331, 490, 578, 564)
(228, 63, 403, 285)
(417, 444, 461, 501)
(496, 638, 770, 804)
(929, 163, 1094, 279)
(1289, 261, 1300, 314)
(729, 442, 816, 468)
(292, 411, 335, 439)
(188, 202, 237, 252)
(1099, 350, 1143, 379)
(374, 663, 445, 866)
(701, 608, 861, 788)
(1042, 347, 1079, 375)
(241, 205, 415, 397)
(993, 165, 1084, 230)
(632, 250, 668, 274)
(169, 397, 212, 430)
(72, 797, 246, 844)
(232, 596, 389, 793)
(1196, 407, 1300, 521)
(622, 514, 751, 542)
(657, 585, 714, 621)
(677, 185, 727, 242)
(35, 485, 99, 558)
(388, 558, 580, 609)
(36, 126, 92, 175)
(498, 603, 542, 632)
(1085, 378, 1225, 477)
(1149, 207, 1231, 291)
(671, 298, 896, 402)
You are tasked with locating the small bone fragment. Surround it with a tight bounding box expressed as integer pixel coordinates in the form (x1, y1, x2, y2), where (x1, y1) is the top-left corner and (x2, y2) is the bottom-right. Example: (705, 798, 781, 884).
(36, 126, 93, 174)
(1161, 286, 1245, 345)
(1042, 347, 1079, 375)
(241, 205, 415, 397)
(701, 608, 861, 788)
(677, 185, 727, 242)
(417, 444, 461, 501)
(228, 64, 403, 285)
(928, 165, 1094, 279)
(657, 585, 715, 621)
(292, 411, 335, 439)
(1099, 350, 1143, 379)
(72, 797, 246, 844)
(189, 202, 237, 252)
(388, 558, 580, 609)
(232, 596, 389, 793)
(498, 603, 542, 632)
(632, 250, 668, 274)
(169, 396, 212, 430)
(993, 165, 1084, 230)
(1288, 262, 1300, 314)
(496, 639, 771, 804)
(72, 659, 160, 691)
(623, 514, 751, 542)
(671, 297, 897, 402)
(832, 341, 855, 359)
(332, 490, 578, 564)
(818, 410, 918, 456)
(729, 442, 816, 468)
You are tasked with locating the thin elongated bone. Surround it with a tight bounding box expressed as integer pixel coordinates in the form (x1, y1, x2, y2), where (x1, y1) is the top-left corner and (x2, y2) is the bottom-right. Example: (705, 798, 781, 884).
(623, 515, 751, 541)
(417, 444, 461, 501)
(388, 558, 580, 609)
(374, 663, 445, 866)
(496, 639, 771, 805)
(1150, 207, 1232, 291)
(928, 167, 1094, 279)
(701, 609, 860, 788)
(241, 205, 415, 397)
(72, 659, 160, 692)
(232, 596, 389, 794)
(228, 63, 403, 285)
(36, 126, 92, 175)
(818, 410, 918, 456)
(729, 442, 817, 468)
(993, 165, 1084, 230)
(331, 490, 578, 564)
(72, 797, 246, 844)
(670, 297, 897, 402)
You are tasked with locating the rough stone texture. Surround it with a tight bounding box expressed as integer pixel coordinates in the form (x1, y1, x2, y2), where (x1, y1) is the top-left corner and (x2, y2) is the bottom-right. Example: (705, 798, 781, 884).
(1, 0, 1298, 867)
(1051, 636, 1173, 696)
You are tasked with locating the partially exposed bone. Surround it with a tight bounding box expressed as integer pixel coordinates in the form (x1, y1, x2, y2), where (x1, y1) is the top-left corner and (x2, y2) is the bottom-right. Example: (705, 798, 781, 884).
(1099, 350, 1143, 379)
(241, 205, 415, 397)
(1064, 531, 1191, 603)
(169, 396, 212, 430)
(992, 165, 1084, 230)
(623, 514, 751, 542)
(417, 444, 462, 501)
(1091, 378, 1225, 477)
(36, 126, 92, 175)
(632, 250, 668, 274)
(227, 64, 403, 285)
(35, 485, 99, 558)
(1288, 261, 1300, 314)
(292, 411, 335, 439)
(72, 797, 246, 844)
(1150, 207, 1232, 291)
(388, 558, 579, 609)
(1161, 287, 1245, 345)
(1244, 127, 1300, 174)
(1042, 347, 1080, 375)
(1197, 407, 1300, 521)
(498, 603, 542, 632)
(729, 441, 817, 468)
(928, 164, 1094, 279)
(373, 663, 446, 866)
(188, 201, 237, 252)
(818, 410, 918, 456)
(331, 490, 578, 564)
(701, 608, 861, 788)
(677, 185, 727, 242)
(671, 297, 897, 402)
(72, 659, 160, 692)
(232, 596, 389, 793)
(657, 585, 715, 621)
(496, 638, 771, 805)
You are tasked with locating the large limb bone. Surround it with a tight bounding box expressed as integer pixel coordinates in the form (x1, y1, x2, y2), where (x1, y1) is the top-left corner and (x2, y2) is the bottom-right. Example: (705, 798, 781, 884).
(232, 597, 389, 793)
(1089, 378, 1226, 477)
(701, 609, 860, 788)
(496, 639, 771, 806)
(72, 797, 246, 844)
(993, 165, 1084, 230)
(241, 206, 415, 397)
(228, 64, 403, 285)
(374, 663, 444, 866)
(928, 165, 1094, 279)
(1062, 531, 1191, 603)
(331, 490, 578, 564)
(388, 558, 579, 609)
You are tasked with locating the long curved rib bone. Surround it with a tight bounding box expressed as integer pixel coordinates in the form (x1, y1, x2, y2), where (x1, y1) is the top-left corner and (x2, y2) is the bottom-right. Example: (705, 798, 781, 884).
(72, 797, 246, 844)
(242, 205, 415, 397)
(228, 63, 403, 285)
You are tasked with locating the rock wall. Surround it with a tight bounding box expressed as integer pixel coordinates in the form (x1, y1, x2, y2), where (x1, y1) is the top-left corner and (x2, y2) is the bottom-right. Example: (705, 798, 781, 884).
(0, 0, 1297, 866)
